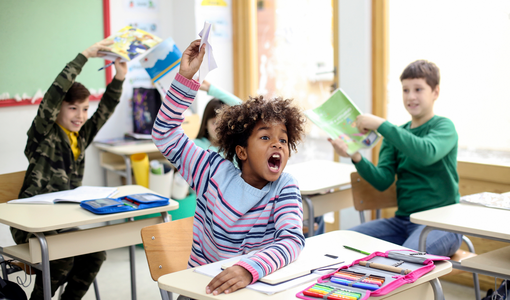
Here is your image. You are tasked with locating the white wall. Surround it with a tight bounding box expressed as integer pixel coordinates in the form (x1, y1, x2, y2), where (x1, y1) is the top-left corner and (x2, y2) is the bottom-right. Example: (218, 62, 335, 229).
(338, 0, 373, 229)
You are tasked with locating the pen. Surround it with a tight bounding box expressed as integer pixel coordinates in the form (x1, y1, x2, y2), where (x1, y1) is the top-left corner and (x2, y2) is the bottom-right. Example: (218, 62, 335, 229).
(98, 61, 114, 71)
(343, 245, 370, 255)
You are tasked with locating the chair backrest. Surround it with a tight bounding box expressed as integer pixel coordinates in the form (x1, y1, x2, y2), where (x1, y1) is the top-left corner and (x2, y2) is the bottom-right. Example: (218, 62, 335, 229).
(0, 171, 26, 203)
(350, 172, 397, 223)
(141, 217, 194, 281)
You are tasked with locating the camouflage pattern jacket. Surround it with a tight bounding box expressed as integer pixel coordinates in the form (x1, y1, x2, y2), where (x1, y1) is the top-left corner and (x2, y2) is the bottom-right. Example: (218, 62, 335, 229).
(18, 53, 123, 199)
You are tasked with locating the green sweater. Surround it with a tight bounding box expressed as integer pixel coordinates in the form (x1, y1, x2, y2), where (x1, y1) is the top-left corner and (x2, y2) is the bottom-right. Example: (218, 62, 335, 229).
(19, 53, 123, 199)
(355, 116, 459, 216)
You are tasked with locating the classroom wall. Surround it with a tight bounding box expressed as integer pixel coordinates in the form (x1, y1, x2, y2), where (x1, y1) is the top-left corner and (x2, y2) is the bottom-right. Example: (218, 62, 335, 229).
(0, 1, 234, 186)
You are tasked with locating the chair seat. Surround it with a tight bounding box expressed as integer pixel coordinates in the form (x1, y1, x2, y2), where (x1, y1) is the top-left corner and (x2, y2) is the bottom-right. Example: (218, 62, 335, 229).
(448, 249, 477, 276)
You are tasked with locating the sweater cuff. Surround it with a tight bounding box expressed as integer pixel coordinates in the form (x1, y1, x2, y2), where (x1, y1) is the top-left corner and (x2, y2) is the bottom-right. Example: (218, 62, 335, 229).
(234, 261, 259, 284)
(75, 53, 88, 67)
(377, 120, 392, 136)
(108, 78, 124, 91)
(175, 73, 200, 91)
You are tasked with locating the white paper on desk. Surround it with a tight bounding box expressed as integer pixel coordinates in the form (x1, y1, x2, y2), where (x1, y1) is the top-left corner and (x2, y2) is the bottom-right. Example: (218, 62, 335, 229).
(196, 21, 217, 83)
(8, 186, 118, 204)
(194, 256, 345, 295)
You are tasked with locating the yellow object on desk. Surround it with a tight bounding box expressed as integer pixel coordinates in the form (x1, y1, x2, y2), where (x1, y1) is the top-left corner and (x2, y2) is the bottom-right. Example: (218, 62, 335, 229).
(131, 153, 149, 188)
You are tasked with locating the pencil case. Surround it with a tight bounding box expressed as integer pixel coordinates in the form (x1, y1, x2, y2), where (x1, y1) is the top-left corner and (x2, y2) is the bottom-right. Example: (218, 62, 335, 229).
(296, 249, 449, 300)
(80, 193, 169, 214)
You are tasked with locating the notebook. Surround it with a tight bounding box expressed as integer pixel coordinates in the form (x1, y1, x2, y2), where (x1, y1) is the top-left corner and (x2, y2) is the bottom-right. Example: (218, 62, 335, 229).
(221, 247, 343, 285)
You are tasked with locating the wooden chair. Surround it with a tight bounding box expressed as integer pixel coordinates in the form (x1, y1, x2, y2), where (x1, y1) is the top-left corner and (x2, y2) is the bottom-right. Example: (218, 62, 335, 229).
(350, 172, 481, 297)
(141, 217, 194, 300)
(0, 171, 100, 300)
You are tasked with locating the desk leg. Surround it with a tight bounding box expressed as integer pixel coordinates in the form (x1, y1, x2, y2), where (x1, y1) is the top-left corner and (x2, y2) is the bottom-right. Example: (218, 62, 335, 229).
(128, 217, 137, 300)
(160, 211, 170, 223)
(418, 227, 446, 300)
(124, 155, 133, 185)
(418, 226, 434, 252)
(34, 232, 51, 300)
(430, 278, 445, 300)
(302, 196, 314, 237)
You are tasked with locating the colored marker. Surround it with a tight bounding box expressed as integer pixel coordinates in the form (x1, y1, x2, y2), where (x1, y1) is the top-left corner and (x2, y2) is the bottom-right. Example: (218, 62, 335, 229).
(330, 277, 380, 291)
(343, 245, 370, 255)
(333, 274, 383, 286)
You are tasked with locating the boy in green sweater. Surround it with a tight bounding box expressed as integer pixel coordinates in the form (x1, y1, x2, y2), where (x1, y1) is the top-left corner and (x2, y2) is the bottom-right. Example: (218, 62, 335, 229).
(11, 39, 127, 300)
(329, 60, 461, 256)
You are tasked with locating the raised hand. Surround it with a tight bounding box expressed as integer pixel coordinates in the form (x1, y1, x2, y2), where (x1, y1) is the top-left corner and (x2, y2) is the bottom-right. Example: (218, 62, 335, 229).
(206, 265, 252, 295)
(179, 39, 206, 80)
(81, 39, 115, 59)
(356, 114, 385, 134)
(113, 58, 128, 81)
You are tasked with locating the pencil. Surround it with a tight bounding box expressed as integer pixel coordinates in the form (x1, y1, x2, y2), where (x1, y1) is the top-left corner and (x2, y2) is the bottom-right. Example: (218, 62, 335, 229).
(343, 245, 370, 255)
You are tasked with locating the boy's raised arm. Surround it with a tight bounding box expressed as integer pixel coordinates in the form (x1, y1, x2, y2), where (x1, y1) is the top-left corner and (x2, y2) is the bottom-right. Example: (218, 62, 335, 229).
(377, 119, 457, 166)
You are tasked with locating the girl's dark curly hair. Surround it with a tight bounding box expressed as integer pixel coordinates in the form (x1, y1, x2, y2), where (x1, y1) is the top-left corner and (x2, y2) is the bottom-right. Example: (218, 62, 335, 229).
(215, 95, 306, 169)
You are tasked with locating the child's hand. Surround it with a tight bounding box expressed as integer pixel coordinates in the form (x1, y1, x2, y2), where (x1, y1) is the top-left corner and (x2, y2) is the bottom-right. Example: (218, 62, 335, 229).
(113, 58, 128, 81)
(179, 39, 206, 80)
(206, 265, 252, 295)
(356, 114, 385, 134)
(81, 39, 115, 59)
(328, 137, 362, 163)
(199, 80, 211, 92)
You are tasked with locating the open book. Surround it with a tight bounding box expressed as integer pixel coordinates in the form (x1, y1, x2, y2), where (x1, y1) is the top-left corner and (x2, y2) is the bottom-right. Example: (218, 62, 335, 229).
(305, 88, 381, 155)
(8, 186, 118, 205)
(99, 26, 162, 62)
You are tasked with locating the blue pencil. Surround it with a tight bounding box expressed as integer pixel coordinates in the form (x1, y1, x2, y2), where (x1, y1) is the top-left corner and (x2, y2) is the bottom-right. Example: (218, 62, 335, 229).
(330, 277, 380, 291)
(98, 61, 115, 71)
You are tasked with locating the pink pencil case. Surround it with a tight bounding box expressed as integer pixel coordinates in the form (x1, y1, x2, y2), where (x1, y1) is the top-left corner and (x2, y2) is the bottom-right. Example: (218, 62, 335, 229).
(296, 249, 449, 300)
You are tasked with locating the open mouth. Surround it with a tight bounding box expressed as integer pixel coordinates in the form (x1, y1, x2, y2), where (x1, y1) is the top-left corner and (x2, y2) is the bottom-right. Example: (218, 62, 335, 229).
(268, 153, 281, 172)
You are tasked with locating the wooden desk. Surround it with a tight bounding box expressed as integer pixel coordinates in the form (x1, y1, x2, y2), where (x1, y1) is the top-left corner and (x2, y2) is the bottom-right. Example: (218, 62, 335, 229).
(411, 203, 510, 296)
(158, 230, 452, 300)
(0, 185, 179, 300)
(285, 160, 356, 236)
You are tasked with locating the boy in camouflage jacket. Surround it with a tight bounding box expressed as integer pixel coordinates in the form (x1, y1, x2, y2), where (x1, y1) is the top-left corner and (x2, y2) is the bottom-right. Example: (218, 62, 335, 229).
(10, 39, 127, 300)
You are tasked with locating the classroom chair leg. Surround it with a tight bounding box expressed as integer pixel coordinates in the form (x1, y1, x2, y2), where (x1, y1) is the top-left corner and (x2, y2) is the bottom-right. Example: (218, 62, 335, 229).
(93, 278, 101, 300)
(430, 278, 445, 300)
(159, 288, 172, 300)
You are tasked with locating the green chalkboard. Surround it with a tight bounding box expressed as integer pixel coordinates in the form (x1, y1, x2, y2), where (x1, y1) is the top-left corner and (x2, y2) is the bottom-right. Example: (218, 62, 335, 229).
(0, 0, 105, 100)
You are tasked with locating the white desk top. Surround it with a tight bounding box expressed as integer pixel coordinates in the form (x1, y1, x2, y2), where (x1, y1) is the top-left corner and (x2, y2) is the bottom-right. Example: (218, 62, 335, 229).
(158, 230, 452, 300)
(284, 160, 356, 195)
(94, 142, 160, 156)
(410, 203, 510, 241)
(0, 185, 179, 232)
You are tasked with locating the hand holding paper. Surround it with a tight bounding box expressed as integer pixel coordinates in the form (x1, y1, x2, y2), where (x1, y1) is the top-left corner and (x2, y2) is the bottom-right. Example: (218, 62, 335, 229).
(179, 39, 206, 80)
(197, 22, 217, 83)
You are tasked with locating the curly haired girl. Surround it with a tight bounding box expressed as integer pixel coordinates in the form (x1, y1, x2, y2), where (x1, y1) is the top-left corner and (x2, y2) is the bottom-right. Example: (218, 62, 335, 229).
(152, 39, 306, 297)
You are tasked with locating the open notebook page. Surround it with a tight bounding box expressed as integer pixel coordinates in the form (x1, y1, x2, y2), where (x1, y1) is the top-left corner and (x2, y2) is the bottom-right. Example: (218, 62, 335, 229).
(8, 186, 118, 204)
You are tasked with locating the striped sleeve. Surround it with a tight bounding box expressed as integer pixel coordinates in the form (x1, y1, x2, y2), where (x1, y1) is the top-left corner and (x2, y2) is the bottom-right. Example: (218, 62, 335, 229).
(235, 177, 305, 283)
(151, 73, 213, 190)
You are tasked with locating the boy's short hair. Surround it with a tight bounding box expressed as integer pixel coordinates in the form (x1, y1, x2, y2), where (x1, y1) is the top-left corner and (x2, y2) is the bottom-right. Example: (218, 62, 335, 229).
(400, 60, 440, 90)
(64, 82, 90, 104)
(216, 96, 306, 169)
(196, 98, 224, 140)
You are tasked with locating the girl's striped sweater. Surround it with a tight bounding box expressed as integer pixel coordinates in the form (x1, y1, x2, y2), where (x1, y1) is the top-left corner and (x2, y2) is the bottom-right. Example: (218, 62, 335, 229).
(152, 73, 305, 283)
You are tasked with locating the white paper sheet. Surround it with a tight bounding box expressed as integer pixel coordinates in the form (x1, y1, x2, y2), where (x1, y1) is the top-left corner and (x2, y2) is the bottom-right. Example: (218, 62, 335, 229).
(194, 255, 345, 295)
(197, 21, 217, 83)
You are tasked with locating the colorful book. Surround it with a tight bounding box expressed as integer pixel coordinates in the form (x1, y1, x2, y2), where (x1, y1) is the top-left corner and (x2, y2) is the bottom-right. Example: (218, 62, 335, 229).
(139, 37, 182, 97)
(305, 89, 381, 155)
(99, 26, 162, 62)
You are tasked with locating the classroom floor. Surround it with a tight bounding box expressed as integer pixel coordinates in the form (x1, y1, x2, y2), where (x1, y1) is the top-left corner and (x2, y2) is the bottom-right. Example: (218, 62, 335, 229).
(9, 245, 485, 300)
